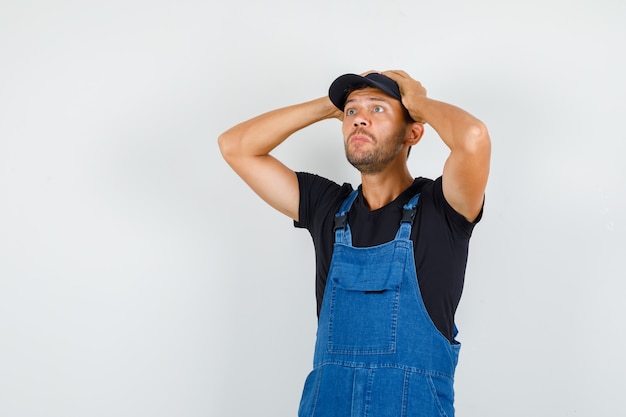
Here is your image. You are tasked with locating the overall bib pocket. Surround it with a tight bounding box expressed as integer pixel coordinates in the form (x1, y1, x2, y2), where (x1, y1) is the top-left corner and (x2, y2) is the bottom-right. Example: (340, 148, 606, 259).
(326, 255, 403, 355)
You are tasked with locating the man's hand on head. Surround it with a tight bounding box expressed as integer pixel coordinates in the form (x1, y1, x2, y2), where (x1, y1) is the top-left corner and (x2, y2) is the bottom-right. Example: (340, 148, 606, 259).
(331, 100, 344, 121)
(382, 70, 428, 124)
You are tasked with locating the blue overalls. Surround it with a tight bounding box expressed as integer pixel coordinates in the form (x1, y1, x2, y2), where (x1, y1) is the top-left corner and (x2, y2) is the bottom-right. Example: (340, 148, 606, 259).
(298, 191, 460, 417)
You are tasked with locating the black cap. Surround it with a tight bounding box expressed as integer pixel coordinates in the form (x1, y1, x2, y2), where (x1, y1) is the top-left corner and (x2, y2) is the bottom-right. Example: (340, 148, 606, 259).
(329, 73, 404, 111)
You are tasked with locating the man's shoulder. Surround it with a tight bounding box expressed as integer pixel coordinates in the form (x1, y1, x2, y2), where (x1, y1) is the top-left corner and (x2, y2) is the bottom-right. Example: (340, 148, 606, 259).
(405, 176, 437, 200)
(416, 176, 480, 234)
(296, 172, 355, 199)
(295, 172, 354, 229)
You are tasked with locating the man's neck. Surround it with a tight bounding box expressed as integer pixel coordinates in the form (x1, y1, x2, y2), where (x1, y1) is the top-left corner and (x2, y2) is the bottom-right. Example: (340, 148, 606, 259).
(360, 165, 415, 211)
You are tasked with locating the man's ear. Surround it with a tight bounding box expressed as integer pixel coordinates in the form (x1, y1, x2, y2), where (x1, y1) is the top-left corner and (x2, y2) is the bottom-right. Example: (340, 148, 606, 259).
(406, 122, 424, 146)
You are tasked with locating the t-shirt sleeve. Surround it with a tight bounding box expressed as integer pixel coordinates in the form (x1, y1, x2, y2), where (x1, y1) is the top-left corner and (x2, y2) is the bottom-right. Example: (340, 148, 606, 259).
(294, 172, 352, 232)
(431, 176, 482, 237)
(294, 172, 344, 230)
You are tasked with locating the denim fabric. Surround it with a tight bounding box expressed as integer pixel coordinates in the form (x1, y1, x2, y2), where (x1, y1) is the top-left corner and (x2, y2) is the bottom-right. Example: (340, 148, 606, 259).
(298, 191, 460, 417)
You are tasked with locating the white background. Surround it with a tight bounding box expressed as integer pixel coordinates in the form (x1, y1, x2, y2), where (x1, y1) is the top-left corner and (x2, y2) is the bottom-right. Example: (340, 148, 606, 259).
(1, 1, 624, 416)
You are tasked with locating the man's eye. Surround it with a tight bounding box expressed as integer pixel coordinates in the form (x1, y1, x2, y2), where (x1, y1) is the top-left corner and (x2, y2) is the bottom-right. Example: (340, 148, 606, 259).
(373, 106, 384, 113)
(346, 109, 357, 116)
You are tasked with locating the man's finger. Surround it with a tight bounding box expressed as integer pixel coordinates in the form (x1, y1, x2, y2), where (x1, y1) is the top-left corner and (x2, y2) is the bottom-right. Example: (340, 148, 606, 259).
(359, 70, 380, 77)
(382, 70, 409, 81)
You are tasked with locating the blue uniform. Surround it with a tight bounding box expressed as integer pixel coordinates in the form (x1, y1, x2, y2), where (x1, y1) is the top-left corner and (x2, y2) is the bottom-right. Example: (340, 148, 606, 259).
(298, 191, 459, 417)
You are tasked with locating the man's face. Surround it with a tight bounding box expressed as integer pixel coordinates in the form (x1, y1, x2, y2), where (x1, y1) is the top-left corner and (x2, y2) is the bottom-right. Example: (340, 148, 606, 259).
(342, 88, 410, 174)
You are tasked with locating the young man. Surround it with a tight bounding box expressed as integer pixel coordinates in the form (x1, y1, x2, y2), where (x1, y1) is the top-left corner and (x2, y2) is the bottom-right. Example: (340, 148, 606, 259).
(218, 70, 490, 417)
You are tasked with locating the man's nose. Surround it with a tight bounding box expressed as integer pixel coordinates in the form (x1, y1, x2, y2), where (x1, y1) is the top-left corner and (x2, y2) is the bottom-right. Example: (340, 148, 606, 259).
(353, 114, 368, 127)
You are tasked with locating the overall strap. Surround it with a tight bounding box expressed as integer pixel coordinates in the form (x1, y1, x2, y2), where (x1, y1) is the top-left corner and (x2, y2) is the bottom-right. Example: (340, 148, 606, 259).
(395, 193, 421, 240)
(334, 190, 358, 245)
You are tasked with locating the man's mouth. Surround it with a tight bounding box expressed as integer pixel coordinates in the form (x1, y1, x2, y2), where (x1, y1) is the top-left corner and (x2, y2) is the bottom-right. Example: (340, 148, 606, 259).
(349, 130, 374, 144)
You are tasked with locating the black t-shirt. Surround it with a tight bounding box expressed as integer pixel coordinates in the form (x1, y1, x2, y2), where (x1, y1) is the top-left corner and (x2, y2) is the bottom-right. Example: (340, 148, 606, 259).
(294, 172, 481, 343)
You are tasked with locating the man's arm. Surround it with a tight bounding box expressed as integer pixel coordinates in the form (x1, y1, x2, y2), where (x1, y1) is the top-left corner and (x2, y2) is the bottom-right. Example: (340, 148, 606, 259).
(383, 70, 491, 222)
(218, 96, 341, 221)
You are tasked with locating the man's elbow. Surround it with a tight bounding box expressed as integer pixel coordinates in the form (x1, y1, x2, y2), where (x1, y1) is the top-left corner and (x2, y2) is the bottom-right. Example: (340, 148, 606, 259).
(462, 121, 491, 156)
(217, 131, 238, 162)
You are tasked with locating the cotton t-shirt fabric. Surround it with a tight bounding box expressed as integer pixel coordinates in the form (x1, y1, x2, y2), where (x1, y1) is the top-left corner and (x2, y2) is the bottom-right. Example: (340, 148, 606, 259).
(294, 172, 481, 343)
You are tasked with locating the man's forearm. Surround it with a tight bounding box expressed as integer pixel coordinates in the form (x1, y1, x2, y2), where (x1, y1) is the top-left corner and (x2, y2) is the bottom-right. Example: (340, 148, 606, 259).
(218, 96, 339, 160)
(411, 97, 488, 154)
